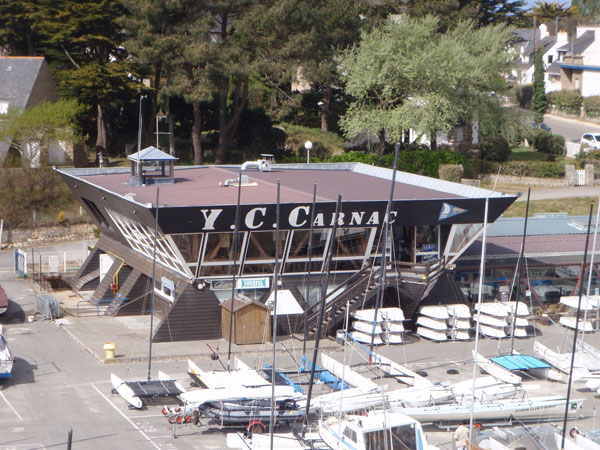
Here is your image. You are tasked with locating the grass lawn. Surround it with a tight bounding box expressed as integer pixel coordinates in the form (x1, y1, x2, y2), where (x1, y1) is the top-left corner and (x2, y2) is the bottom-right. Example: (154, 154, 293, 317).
(508, 146, 549, 161)
(501, 197, 598, 218)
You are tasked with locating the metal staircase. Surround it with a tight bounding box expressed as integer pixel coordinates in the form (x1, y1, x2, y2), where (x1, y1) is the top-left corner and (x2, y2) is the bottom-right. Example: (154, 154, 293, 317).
(303, 259, 447, 337)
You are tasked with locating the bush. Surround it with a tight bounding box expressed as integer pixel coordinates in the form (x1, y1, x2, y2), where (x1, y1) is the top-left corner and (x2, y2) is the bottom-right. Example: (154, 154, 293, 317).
(501, 161, 565, 178)
(515, 84, 533, 109)
(480, 135, 511, 162)
(532, 131, 564, 155)
(438, 164, 463, 182)
(329, 151, 380, 165)
(463, 159, 498, 178)
(583, 96, 600, 118)
(550, 90, 582, 115)
(385, 149, 467, 178)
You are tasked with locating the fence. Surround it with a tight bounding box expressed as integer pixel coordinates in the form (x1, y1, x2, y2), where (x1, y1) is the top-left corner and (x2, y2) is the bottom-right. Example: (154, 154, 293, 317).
(17, 244, 90, 289)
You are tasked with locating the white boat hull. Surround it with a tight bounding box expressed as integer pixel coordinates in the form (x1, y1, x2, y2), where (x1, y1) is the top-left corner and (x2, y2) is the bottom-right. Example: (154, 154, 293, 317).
(416, 316, 448, 331)
(560, 316, 594, 332)
(417, 327, 447, 341)
(479, 324, 507, 338)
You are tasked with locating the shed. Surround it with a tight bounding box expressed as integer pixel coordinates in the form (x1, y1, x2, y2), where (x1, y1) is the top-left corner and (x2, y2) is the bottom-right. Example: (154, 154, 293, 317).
(221, 295, 271, 345)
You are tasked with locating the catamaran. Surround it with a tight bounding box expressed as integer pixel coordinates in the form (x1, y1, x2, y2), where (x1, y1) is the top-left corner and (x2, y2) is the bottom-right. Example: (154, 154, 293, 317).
(0, 326, 13, 379)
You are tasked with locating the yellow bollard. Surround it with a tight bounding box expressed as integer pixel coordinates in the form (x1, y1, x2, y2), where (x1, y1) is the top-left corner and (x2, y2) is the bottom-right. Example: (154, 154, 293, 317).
(103, 342, 116, 360)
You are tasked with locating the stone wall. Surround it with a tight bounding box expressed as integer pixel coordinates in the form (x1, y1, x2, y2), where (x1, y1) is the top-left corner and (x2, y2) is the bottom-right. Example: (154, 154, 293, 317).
(481, 173, 569, 187)
(1, 223, 96, 248)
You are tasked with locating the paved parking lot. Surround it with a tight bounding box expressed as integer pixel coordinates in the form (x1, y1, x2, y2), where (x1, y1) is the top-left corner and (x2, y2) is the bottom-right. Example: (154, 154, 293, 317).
(2, 242, 600, 449)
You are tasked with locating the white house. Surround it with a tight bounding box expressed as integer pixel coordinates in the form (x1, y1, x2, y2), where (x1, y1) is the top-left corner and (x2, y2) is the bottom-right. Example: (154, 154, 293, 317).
(558, 26, 600, 97)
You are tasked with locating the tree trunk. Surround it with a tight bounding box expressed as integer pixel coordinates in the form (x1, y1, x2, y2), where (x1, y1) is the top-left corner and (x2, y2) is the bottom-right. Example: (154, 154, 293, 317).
(192, 102, 203, 165)
(216, 77, 249, 164)
(320, 84, 331, 132)
(378, 128, 385, 156)
(164, 95, 175, 156)
(96, 104, 108, 150)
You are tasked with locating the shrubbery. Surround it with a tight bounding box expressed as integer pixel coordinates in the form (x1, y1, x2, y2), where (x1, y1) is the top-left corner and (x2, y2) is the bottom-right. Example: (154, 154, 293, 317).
(513, 84, 533, 109)
(438, 164, 463, 182)
(546, 90, 582, 115)
(533, 131, 564, 155)
(501, 161, 565, 178)
(583, 96, 600, 118)
(479, 135, 511, 162)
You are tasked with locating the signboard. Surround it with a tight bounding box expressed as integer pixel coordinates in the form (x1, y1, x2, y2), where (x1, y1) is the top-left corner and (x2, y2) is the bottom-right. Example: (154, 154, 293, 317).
(238, 277, 270, 290)
(421, 243, 438, 262)
(15, 249, 27, 278)
(210, 277, 270, 291)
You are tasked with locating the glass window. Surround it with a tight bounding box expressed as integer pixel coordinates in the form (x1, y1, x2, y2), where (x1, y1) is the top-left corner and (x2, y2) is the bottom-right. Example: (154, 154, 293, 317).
(242, 263, 275, 275)
(343, 427, 357, 443)
(170, 234, 203, 264)
(287, 230, 328, 259)
(203, 232, 242, 263)
(332, 228, 371, 258)
(245, 231, 287, 261)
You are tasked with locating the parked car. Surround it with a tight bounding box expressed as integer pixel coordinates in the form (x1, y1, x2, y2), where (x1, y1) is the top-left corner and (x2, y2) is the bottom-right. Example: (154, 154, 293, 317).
(581, 133, 600, 150)
(530, 122, 552, 133)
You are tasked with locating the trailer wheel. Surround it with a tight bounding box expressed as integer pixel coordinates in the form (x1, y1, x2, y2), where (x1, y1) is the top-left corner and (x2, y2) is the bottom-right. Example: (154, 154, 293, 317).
(168, 416, 177, 424)
(192, 410, 200, 426)
(248, 421, 266, 434)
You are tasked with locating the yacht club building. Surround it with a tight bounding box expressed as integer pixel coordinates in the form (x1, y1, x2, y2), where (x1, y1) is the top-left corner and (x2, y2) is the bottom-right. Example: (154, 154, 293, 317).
(57, 152, 517, 342)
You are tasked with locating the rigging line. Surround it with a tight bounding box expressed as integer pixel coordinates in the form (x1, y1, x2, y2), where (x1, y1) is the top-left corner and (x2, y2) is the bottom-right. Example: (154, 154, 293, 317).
(269, 179, 281, 448)
(227, 169, 243, 372)
(147, 187, 160, 382)
(561, 201, 594, 450)
(302, 183, 317, 357)
(582, 197, 600, 348)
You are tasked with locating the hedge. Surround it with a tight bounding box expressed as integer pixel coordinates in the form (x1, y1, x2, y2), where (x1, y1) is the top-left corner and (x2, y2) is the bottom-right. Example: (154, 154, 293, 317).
(438, 164, 463, 182)
(501, 161, 565, 178)
(533, 131, 565, 155)
(583, 96, 600, 118)
(547, 90, 582, 115)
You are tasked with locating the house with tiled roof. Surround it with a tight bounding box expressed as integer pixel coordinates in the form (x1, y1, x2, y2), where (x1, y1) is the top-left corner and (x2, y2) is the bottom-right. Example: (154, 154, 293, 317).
(557, 26, 600, 97)
(0, 56, 84, 167)
(511, 24, 567, 92)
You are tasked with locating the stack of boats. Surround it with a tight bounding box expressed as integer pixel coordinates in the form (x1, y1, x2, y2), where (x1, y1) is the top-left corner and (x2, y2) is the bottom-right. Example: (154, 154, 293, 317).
(559, 295, 600, 333)
(350, 307, 405, 345)
(416, 304, 471, 341)
(474, 301, 531, 339)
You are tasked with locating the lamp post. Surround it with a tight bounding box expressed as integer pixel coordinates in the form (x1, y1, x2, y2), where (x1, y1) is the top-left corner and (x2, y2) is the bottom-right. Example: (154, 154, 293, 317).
(304, 141, 313, 164)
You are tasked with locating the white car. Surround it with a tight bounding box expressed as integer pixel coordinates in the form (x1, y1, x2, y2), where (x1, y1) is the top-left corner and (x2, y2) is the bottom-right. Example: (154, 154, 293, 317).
(581, 133, 600, 151)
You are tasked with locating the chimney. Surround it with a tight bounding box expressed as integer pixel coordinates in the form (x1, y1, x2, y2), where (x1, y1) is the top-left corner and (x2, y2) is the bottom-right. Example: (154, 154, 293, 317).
(557, 31, 568, 47)
(539, 23, 549, 40)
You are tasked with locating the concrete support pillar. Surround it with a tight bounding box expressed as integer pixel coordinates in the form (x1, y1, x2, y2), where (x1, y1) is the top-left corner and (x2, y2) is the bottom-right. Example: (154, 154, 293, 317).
(565, 164, 576, 187)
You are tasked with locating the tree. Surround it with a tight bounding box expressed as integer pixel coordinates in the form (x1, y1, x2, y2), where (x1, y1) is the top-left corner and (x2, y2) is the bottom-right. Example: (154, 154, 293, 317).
(250, 0, 364, 131)
(30, 0, 139, 152)
(572, 0, 600, 19)
(336, 16, 516, 155)
(478, 0, 527, 26)
(0, 99, 86, 166)
(533, 46, 547, 125)
(0, 0, 40, 55)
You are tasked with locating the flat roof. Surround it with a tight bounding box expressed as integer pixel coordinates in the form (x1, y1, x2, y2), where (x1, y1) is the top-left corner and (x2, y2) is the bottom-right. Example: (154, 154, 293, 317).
(60, 162, 513, 209)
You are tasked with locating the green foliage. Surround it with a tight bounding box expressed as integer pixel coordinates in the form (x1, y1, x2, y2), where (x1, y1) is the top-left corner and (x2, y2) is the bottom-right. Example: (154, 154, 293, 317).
(480, 135, 511, 162)
(329, 151, 380, 165)
(0, 168, 76, 227)
(515, 85, 533, 109)
(572, 0, 600, 18)
(438, 164, 464, 182)
(547, 90, 582, 115)
(336, 16, 516, 154)
(463, 158, 497, 177)
(583, 96, 600, 117)
(532, 47, 547, 124)
(0, 99, 86, 166)
(501, 160, 565, 178)
(387, 149, 467, 178)
(533, 131, 564, 155)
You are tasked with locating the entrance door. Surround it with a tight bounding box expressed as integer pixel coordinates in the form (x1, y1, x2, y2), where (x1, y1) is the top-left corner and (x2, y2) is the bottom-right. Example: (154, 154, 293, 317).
(575, 169, 585, 186)
(99, 254, 115, 282)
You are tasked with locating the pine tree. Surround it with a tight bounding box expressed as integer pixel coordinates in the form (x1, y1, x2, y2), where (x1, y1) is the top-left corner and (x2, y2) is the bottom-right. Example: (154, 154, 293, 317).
(533, 46, 547, 126)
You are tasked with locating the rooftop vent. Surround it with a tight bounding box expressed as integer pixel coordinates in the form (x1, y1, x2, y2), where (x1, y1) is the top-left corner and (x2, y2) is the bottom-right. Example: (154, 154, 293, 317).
(241, 156, 273, 172)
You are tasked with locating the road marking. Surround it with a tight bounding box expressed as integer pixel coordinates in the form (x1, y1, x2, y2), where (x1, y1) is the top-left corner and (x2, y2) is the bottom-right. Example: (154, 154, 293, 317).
(132, 414, 165, 418)
(0, 390, 24, 421)
(91, 383, 162, 450)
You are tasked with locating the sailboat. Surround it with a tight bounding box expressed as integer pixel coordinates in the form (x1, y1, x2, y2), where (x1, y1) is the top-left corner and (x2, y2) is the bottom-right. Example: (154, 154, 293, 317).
(0, 325, 13, 378)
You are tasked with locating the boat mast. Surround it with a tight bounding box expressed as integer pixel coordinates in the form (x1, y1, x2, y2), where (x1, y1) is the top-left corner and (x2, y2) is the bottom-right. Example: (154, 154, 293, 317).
(561, 202, 594, 449)
(582, 198, 600, 347)
(269, 180, 281, 449)
(303, 183, 317, 358)
(369, 143, 399, 354)
(303, 195, 342, 435)
(510, 186, 530, 354)
(468, 197, 489, 446)
(227, 170, 243, 371)
(147, 188, 160, 381)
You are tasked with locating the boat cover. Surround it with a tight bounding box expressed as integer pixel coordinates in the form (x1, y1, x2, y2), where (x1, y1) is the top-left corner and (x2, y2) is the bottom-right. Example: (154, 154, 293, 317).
(491, 354, 550, 371)
(125, 379, 184, 398)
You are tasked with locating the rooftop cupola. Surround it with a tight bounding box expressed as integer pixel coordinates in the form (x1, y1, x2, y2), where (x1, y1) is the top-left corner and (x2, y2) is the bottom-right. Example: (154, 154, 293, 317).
(128, 146, 178, 186)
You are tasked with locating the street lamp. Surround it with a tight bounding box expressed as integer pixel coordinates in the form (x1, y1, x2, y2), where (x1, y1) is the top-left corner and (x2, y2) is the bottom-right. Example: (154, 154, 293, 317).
(304, 141, 313, 164)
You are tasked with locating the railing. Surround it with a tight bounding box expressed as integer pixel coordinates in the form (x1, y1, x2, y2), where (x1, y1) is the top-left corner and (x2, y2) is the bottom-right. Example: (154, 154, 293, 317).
(76, 298, 128, 318)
